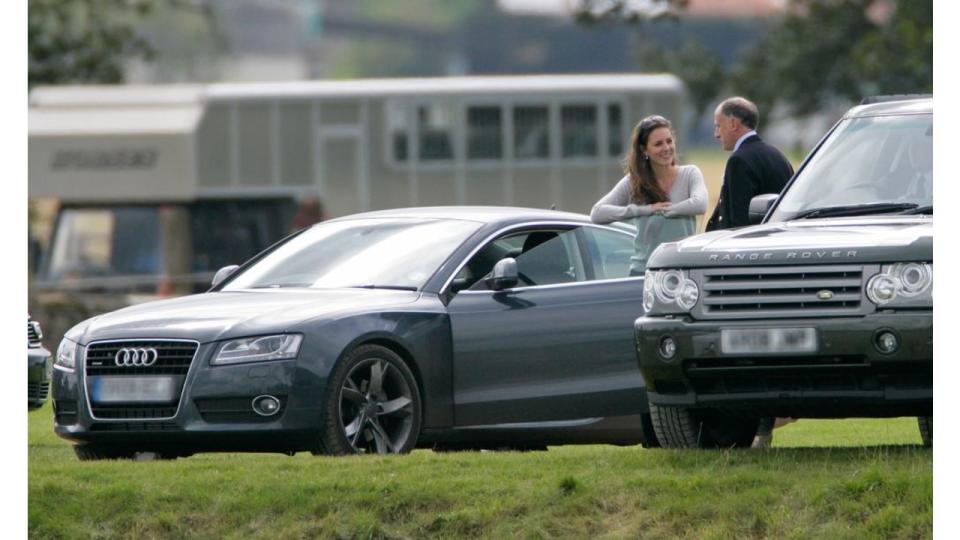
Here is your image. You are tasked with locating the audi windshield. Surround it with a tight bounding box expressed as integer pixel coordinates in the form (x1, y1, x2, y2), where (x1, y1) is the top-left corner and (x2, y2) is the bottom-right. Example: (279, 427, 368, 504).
(221, 218, 483, 291)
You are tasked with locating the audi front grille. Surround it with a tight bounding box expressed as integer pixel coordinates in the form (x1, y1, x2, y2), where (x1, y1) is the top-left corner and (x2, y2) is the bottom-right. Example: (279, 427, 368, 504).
(690, 264, 878, 320)
(85, 340, 197, 376)
(84, 339, 199, 421)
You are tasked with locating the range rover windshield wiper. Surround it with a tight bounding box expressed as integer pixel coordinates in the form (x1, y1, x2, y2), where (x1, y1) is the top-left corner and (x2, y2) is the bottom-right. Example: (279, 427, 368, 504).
(791, 202, 919, 220)
(900, 205, 932, 215)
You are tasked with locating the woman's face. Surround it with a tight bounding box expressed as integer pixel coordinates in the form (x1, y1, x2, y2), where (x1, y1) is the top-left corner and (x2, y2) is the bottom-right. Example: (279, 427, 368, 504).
(643, 126, 675, 167)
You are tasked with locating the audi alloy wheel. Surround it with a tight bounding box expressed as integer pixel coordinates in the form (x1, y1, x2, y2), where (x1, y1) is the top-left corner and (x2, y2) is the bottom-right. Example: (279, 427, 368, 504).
(314, 345, 421, 455)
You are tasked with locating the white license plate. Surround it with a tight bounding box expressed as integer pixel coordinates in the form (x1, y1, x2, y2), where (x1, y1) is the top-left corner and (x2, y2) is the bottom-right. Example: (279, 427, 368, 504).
(91, 376, 178, 404)
(720, 328, 818, 354)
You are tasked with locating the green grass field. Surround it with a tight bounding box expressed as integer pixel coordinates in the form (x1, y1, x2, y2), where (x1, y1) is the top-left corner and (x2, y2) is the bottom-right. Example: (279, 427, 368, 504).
(29, 405, 931, 539)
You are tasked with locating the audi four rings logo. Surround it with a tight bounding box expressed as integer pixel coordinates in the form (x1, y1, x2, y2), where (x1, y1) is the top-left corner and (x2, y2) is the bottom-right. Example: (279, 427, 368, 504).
(115, 347, 159, 367)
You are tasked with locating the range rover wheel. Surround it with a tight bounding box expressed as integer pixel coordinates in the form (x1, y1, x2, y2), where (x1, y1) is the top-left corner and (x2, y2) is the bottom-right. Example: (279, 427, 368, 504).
(649, 403, 758, 449)
(73, 444, 135, 461)
(314, 345, 421, 456)
(918, 416, 932, 447)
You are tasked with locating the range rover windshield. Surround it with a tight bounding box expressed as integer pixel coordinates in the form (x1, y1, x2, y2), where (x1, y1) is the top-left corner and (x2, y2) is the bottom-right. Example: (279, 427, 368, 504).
(769, 113, 932, 221)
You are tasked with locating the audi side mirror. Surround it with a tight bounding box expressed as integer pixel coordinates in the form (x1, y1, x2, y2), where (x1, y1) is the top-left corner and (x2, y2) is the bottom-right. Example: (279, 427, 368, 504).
(485, 258, 519, 291)
(212, 265, 240, 288)
(748, 194, 780, 224)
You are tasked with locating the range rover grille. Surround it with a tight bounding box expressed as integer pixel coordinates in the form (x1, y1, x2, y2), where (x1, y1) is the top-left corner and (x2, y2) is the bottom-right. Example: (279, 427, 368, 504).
(691, 265, 878, 320)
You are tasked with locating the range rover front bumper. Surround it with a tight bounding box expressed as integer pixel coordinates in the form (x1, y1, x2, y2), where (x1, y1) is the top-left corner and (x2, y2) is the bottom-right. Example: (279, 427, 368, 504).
(635, 312, 932, 418)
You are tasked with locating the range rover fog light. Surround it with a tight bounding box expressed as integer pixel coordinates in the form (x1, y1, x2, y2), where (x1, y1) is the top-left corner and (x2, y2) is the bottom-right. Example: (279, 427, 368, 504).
(659, 337, 677, 360)
(874, 331, 899, 354)
(252, 395, 281, 417)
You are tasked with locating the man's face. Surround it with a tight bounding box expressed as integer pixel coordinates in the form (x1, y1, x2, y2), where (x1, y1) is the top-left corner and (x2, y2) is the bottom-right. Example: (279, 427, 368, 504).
(713, 110, 739, 152)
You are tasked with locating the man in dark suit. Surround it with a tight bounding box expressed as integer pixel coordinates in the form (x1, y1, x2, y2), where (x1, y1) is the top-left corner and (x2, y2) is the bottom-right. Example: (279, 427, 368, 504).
(706, 97, 796, 448)
(705, 97, 794, 231)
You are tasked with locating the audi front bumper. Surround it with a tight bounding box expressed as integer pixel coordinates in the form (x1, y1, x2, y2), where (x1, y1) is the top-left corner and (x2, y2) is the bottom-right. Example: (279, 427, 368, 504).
(51, 341, 330, 454)
(635, 312, 932, 418)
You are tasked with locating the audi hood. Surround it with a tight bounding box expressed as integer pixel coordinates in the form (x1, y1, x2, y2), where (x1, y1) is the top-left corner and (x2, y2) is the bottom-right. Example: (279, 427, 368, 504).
(647, 215, 933, 268)
(68, 288, 421, 345)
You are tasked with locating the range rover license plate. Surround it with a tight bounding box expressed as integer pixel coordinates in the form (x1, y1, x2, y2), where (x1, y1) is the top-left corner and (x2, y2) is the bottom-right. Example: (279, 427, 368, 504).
(720, 328, 818, 354)
(91, 376, 177, 404)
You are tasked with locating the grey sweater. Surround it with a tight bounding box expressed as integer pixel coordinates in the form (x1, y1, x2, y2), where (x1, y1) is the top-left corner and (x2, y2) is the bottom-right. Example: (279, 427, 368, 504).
(590, 165, 708, 222)
(590, 165, 708, 273)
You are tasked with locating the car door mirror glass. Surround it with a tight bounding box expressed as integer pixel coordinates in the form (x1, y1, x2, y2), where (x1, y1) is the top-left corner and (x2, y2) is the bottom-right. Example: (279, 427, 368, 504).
(212, 265, 240, 288)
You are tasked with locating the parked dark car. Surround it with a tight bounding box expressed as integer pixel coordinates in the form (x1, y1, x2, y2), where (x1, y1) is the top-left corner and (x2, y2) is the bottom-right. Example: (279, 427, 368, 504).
(53, 207, 658, 459)
(28, 316, 51, 410)
(635, 96, 932, 448)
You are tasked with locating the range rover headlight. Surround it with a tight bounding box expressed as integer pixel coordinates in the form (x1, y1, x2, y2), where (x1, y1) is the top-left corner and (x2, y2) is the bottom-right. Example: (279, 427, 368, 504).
(211, 334, 303, 366)
(644, 269, 700, 315)
(55, 338, 78, 372)
(866, 263, 932, 307)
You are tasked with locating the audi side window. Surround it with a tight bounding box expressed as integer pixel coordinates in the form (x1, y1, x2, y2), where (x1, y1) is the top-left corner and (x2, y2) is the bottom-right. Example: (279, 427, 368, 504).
(461, 229, 585, 291)
(581, 227, 636, 280)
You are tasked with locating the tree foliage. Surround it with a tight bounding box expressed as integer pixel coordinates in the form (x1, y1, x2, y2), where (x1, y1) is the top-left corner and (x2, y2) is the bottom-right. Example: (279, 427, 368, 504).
(33, 0, 215, 87)
(732, 0, 932, 117)
(575, 0, 932, 119)
(571, 0, 689, 23)
(29, 0, 159, 86)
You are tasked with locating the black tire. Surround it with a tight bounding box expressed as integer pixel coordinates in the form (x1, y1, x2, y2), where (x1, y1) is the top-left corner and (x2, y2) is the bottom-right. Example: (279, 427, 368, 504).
(73, 445, 135, 461)
(918, 416, 932, 447)
(649, 402, 758, 449)
(314, 344, 421, 455)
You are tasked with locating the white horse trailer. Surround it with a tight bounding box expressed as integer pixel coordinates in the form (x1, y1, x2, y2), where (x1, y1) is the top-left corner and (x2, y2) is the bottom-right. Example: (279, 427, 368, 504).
(28, 74, 687, 338)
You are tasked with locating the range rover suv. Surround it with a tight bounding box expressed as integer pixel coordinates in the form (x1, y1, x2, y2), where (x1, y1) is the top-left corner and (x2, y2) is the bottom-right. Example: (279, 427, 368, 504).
(635, 96, 932, 448)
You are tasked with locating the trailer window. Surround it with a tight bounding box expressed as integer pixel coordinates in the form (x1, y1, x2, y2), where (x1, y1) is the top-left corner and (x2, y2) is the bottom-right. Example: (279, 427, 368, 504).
(387, 104, 408, 162)
(418, 104, 454, 160)
(608, 104, 623, 157)
(561, 105, 597, 158)
(514, 106, 549, 159)
(46, 207, 161, 280)
(190, 199, 296, 272)
(467, 106, 502, 160)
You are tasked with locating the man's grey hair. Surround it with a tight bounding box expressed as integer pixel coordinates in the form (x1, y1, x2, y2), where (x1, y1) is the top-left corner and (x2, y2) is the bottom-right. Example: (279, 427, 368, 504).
(717, 97, 760, 130)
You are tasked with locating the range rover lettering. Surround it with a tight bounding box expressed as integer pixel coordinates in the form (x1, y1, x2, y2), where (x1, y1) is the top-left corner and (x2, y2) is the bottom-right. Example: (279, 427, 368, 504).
(635, 96, 932, 448)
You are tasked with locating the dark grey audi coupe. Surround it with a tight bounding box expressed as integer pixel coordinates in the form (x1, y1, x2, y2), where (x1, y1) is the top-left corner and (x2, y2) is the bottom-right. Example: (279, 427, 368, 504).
(53, 207, 655, 459)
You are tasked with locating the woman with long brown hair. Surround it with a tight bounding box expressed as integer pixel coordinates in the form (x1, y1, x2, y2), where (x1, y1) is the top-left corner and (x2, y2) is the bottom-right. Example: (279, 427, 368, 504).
(590, 115, 707, 275)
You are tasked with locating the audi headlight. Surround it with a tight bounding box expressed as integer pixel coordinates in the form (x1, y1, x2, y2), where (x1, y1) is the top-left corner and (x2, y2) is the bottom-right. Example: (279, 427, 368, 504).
(211, 334, 303, 366)
(55, 338, 78, 372)
(644, 269, 700, 315)
(866, 263, 932, 307)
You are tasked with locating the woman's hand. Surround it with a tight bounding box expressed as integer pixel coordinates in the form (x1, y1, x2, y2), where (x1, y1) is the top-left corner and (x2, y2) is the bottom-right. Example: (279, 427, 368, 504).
(651, 202, 672, 214)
